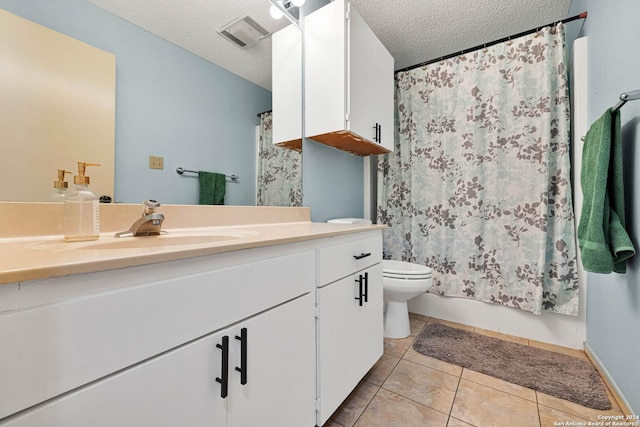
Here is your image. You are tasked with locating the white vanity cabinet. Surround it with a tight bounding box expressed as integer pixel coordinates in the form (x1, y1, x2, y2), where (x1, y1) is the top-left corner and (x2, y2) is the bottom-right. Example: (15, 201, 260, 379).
(272, 23, 302, 151)
(305, 0, 394, 156)
(315, 233, 384, 425)
(0, 228, 385, 427)
(0, 247, 316, 427)
(1, 293, 315, 427)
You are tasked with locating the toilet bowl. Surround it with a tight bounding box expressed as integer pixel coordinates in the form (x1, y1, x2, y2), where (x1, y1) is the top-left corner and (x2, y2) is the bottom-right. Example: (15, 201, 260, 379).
(383, 260, 432, 339)
(326, 218, 433, 339)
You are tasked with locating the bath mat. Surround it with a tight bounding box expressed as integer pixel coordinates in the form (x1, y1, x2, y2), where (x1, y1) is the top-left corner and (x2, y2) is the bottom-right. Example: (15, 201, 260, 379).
(413, 323, 611, 410)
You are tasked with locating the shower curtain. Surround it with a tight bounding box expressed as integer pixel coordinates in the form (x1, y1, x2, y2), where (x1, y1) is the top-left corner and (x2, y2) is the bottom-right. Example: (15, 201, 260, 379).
(256, 112, 302, 206)
(378, 24, 579, 315)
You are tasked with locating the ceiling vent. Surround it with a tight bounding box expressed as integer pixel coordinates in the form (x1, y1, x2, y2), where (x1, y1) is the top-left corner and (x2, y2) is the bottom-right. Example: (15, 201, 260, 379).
(217, 15, 270, 49)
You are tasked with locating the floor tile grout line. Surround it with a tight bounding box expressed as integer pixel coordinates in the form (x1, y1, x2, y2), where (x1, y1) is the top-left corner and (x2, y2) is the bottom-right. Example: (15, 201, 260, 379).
(376, 386, 453, 419)
(459, 371, 538, 403)
(536, 399, 543, 427)
(350, 383, 382, 427)
(448, 366, 464, 419)
(398, 356, 463, 381)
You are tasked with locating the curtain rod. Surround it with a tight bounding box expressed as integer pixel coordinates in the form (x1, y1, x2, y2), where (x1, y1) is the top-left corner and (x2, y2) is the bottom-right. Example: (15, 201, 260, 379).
(257, 109, 272, 117)
(395, 11, 588, 74)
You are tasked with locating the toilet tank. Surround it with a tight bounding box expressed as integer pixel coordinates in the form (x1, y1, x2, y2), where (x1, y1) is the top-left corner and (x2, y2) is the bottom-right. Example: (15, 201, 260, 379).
(326, 218, 373, 225)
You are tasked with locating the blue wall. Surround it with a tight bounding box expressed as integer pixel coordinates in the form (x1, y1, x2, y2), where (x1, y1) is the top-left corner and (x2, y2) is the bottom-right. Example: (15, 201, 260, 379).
(568, 0, 640, 413)
(0, 0, 271, 205)
(302, 139, 364, 222)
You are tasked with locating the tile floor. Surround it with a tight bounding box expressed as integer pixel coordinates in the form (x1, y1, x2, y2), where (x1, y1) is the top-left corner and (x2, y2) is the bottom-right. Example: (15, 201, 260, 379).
(323, 314, 626, 427)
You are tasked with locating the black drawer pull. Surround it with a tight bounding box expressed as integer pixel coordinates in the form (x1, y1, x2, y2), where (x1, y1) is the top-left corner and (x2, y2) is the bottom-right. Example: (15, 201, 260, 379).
(363, 272, 369, 303)
(235, 328, 248, 385)
(353, 252, 371, 260)
(216, 335, 229, 398)
(354, 275, 364, 307)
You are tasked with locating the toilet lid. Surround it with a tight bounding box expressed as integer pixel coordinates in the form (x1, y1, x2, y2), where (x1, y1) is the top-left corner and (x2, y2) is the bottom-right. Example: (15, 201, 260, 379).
(383, 260, 432, 278)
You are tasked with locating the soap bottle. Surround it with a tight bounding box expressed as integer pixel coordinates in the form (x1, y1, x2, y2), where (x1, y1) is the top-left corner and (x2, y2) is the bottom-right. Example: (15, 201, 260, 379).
(64, 162, 101, 242)
(45, 169, 71, 202)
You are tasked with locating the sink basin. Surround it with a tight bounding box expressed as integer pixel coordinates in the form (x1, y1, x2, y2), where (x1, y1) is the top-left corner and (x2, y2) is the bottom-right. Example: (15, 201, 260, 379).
(82, 234, 243, 250)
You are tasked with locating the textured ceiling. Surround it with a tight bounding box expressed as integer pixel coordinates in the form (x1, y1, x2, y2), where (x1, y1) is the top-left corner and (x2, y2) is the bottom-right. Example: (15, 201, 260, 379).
(84, 0, 574, 90)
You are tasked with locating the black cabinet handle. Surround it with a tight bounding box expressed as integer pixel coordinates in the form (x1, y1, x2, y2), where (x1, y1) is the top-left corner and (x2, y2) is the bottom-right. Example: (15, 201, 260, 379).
(234, 328, 248, 385)
(353, 252, 371, 260)
(354, 275, 364, 307)
(363, 272, 369, 303)
(215, 335, 229, 398)
(372, 123, 381, 143)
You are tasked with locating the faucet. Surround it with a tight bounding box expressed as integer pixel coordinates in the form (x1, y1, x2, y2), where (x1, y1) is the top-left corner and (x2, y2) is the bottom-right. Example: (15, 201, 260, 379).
(115, 200, 166, 237)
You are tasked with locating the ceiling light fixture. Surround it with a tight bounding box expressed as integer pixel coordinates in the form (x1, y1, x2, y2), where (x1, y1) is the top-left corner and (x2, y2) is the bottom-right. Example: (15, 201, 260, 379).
(270, 1, 284, 19)
(268, 0, 305, 21)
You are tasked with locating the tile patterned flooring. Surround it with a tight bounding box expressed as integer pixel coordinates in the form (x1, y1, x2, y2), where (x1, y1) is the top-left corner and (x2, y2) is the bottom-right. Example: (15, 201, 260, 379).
(323, 314, 626, 427)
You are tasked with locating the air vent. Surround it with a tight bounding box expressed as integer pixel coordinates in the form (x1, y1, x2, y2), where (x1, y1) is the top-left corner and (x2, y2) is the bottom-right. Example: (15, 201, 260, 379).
(217, 15, 270, 48)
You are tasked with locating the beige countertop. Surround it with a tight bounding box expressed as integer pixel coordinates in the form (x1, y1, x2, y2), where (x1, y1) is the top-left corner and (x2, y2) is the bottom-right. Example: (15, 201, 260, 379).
(0, 221, 386, 285)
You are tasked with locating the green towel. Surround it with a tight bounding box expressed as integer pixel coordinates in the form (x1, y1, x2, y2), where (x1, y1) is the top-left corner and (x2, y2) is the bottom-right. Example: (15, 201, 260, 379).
(198, 171, 226, 205)
(578, 109, 635, 273)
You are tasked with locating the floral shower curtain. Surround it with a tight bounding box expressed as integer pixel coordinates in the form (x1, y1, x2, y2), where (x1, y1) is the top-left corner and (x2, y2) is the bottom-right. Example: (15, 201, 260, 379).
(256, 112, 302, 206)
(377, 24, 579, 315)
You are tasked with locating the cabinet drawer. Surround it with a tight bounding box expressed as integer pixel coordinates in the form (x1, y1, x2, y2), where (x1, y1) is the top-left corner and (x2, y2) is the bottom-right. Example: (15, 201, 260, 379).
(0, 250, 314, 420)
(317, 235, 382, 286)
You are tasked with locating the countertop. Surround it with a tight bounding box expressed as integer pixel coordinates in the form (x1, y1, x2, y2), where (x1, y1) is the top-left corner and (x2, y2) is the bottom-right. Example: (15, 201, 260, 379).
(0, 222, 386, 285)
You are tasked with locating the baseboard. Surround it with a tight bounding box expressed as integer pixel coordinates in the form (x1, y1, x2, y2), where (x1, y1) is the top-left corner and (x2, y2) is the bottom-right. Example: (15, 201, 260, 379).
(584, 342, 635, 415)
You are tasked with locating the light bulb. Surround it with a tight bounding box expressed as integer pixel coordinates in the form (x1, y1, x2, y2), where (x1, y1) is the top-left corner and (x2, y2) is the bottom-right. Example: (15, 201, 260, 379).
(270, 2, 284, 19)
(291, 0, 305, 6)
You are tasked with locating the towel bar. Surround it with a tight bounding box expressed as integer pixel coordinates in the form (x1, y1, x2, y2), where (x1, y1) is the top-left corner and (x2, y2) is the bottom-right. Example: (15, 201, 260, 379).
(611, 89, 640, 112)
(176, 167, 239, 181)
(580, 89, 640, 141)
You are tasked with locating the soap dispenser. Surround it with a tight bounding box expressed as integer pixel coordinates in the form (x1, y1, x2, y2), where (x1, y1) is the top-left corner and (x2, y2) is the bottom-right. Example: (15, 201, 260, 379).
(45, 169, 71, 202)
(64, 162, 101, 242)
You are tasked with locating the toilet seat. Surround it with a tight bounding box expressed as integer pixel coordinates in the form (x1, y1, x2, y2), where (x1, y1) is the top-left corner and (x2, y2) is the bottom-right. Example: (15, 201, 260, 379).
(383, 260, 432, 279)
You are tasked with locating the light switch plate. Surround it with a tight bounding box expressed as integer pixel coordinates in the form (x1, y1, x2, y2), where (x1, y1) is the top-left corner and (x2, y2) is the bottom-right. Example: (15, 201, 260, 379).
(149, 155, 164, 170)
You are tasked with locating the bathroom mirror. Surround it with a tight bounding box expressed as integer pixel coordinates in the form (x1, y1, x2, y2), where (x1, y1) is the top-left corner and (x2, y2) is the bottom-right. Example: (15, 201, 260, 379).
(0, 0, 310, 206)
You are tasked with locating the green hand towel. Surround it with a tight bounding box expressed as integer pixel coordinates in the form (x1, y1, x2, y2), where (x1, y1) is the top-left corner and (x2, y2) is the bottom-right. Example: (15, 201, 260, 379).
(578, 109, 635, 273)
(198, 171, 226, 205)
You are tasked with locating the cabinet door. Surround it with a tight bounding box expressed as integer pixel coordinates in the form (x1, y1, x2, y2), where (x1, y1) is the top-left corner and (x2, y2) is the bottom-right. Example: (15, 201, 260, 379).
(272, 23, 302, 148)
(317, 263, 383, 425)
(1, 331, 228, 427)
(354, 263, 384, 368)
(304, 0, 347, 138)
(348, 5, 394, 151)
(227, 293, 316, 427)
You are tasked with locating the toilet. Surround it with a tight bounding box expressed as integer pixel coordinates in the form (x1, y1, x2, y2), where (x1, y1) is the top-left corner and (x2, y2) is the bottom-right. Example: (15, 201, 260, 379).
(327, 218, 433, 339)
(382, 260, 432, 338)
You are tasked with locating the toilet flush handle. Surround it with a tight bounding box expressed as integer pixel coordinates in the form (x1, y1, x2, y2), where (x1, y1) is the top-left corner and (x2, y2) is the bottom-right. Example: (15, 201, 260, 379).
(354, 252, 371, 260)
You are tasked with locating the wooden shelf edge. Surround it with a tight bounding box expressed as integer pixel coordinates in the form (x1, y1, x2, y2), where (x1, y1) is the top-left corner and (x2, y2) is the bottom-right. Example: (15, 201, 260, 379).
(306, 131, 391, 156)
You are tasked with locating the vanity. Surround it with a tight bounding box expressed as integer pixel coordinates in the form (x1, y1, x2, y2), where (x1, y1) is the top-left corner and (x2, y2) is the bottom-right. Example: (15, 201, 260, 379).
(0, 203, 384, 427)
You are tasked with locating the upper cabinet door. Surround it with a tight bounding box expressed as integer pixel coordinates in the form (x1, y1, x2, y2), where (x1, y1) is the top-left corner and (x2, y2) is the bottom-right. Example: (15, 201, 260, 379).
(305, 0, 394, 156)
(272, 24, 303, 151)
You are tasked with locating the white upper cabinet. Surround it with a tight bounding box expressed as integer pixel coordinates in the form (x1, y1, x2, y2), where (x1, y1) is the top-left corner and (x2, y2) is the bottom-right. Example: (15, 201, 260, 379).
(272, 24, 302, 151)
(305, 0, 394, 156)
